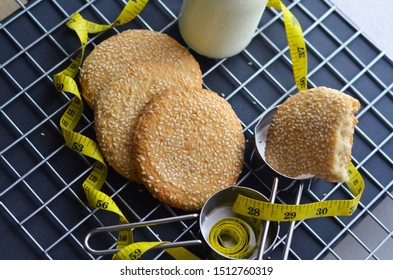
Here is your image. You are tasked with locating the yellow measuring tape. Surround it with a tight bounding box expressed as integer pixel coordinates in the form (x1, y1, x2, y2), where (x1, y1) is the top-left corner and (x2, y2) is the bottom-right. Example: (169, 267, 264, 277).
(233, 163, 364, 221)
(53, 0, 363, 259)
(267, 0, 308, 91)
(208, 217, 262, 259)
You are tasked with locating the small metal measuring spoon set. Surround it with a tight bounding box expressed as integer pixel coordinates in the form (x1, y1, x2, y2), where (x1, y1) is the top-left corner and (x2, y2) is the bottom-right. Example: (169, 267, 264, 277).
(253, 106, 314, 260)
(84, 105, 313, 260)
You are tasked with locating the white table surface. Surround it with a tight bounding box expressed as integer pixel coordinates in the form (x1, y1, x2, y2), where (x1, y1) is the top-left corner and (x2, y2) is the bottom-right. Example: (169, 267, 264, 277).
(330, 0, 393, 61)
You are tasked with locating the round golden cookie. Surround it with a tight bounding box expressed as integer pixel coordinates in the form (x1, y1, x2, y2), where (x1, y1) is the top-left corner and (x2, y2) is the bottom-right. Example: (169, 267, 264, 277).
(133, 87, 245, 211)
(94, 63, 199, 183)
(80, 29, 202, 109)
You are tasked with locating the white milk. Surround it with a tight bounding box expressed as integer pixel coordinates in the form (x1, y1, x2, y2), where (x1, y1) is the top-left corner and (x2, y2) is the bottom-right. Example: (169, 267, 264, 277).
(179, 0, 268, 59)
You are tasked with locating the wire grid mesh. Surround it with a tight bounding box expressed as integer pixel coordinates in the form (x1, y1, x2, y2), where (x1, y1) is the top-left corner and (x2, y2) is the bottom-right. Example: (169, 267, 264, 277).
(1, 0, 392, 260)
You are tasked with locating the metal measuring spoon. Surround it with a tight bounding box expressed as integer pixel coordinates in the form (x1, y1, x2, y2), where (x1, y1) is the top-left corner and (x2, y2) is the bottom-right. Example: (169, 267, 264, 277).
(254, 106, 314, 260)
(84, 186, 279, 260)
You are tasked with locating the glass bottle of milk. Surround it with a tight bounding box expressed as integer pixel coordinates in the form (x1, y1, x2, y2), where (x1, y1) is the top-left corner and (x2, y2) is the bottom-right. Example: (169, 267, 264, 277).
(179, 0, 268, 59)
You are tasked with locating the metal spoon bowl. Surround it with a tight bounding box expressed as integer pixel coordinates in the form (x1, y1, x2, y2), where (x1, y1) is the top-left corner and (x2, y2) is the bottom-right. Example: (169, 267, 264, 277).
(254, 106, 314, 180)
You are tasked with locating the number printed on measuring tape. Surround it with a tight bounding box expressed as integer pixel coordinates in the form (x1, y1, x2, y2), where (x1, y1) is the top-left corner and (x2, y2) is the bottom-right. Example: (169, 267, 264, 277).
(96, 199, 109, 209)
(316, 207, 328, 216)
(247, 207, 260, 216)
(72, 142, 84, 152)
(283, 211, 296, 220)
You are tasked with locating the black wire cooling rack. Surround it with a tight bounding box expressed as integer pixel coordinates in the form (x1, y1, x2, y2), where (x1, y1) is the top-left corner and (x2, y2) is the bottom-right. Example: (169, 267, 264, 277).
(1, 0, 392, 260)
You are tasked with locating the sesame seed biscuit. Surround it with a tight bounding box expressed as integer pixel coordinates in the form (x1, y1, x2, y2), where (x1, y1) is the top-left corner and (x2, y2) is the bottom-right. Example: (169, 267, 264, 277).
(94, 63, 199, 183)
(80, 29, 202, 109)
(265, 87, 360, 182)
(133, 87, 245, 211)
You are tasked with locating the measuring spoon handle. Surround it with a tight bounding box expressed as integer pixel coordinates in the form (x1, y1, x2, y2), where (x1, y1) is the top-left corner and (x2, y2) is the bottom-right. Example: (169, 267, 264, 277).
(258, 177, 279, 260)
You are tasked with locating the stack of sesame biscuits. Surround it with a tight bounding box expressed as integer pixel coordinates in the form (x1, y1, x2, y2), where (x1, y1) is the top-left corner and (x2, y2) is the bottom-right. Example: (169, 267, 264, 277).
(80, 29, 245, 211)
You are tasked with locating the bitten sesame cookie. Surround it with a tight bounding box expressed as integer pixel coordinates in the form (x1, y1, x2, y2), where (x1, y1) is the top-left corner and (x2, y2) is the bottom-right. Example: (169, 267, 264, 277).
(94, 63, 199, 183)
(133, 87, 245, 211)
(265, 87, 360, 182)
(80, 29, 202, 109)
